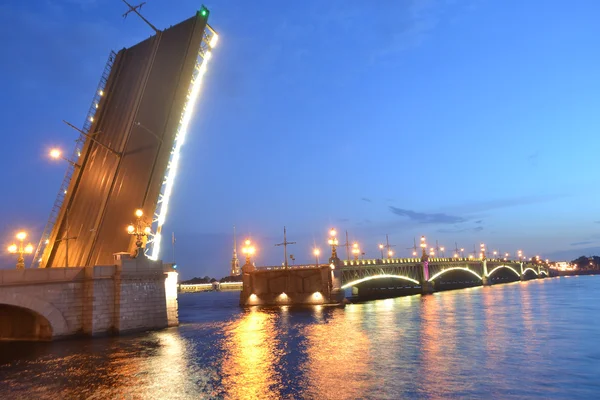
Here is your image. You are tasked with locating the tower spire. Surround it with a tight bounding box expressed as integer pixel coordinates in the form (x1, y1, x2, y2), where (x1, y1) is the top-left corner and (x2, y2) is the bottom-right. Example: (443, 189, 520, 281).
(231, 225, 240, 276)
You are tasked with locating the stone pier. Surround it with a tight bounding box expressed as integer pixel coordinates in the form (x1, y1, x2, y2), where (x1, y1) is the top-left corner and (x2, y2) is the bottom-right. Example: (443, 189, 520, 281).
(240, 262, 344, 306)
(0, 254, 178, 341)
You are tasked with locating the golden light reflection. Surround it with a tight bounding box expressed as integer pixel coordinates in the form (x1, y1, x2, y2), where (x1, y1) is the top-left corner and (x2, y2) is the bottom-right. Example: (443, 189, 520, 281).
(302, 308, 377, 399)
(221, 311, 281, 400)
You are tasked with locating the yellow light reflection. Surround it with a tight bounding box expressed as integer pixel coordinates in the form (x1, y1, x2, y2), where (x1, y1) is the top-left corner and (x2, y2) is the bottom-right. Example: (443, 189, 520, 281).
(221, 311, 280, 399)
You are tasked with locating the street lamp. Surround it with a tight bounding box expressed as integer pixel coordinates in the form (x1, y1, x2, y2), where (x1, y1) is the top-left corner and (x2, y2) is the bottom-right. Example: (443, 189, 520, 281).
(126, 209, 152, 256)
(352, 242, 360, 261)
(378, 244, 384, 259)
(328, 228, 339, 259)
(493, 250, 497, 260)
(242, 239, 256, 264)
(480, 243, 486, 260)
(7, 231, 34, 269)
(420, 236, 427, 258)
(387, 249, 394, 258)
(313, 248, 320, 267)
(517, 250, 523, 261)
(460, 248, 465, 258)
(440, 246, 445, 258)
(49, 148, 81, 168)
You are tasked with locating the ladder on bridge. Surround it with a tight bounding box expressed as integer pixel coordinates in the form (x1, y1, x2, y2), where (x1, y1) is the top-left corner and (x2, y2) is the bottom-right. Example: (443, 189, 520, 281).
(30, 51, 117, 268)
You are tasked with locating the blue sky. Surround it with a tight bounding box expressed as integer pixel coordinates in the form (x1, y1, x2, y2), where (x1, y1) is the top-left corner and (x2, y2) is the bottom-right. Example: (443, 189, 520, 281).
(1, 0, 600, 279)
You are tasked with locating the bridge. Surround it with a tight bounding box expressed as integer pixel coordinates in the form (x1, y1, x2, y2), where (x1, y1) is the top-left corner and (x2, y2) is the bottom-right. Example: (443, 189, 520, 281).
(339, 257, 550, 298)
(240, 256, 551, 305)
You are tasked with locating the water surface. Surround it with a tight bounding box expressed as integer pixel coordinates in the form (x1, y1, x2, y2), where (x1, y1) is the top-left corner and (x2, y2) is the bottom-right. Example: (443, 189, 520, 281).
(1, 276, 599, 399)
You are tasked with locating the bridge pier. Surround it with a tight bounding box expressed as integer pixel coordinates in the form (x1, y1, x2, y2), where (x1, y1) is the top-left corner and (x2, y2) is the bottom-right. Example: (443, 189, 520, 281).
(421, 280, 435, 294)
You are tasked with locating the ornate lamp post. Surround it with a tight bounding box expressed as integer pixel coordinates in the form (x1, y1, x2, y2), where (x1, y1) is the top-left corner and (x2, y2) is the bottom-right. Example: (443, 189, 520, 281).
(7, 231, 33, 269)
(420, 236, 427, 261)
(352, 242, 360, 261)
(328, 228, 339, 260)
(242, 239, 256, 265)
(313, 248, 320, 267)
(480, 243, 486, 260)
(127, 209, 152, 257)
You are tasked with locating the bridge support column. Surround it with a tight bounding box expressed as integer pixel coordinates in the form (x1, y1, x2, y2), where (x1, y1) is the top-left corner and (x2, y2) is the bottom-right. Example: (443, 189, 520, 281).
(482, 260, 491, 286)
(421, 259, 434, 294)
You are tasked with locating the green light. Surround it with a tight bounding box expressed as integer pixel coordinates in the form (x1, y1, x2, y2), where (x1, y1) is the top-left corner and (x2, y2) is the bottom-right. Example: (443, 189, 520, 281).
(201, 10, 207, 16)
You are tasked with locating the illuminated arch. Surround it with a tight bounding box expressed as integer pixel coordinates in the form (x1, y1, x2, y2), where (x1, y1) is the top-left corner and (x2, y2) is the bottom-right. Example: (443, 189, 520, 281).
(341, 274, 419, 289)
(487, 265, 521, 278)
(539, 270, 548, 276)
(522, 267, 539, 276)
(428, 267, 482, 282)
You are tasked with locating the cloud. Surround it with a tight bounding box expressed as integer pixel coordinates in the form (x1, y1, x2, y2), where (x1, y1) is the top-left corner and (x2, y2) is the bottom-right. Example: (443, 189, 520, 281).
(437, 226, 483, 234)
(595, 221, 600, 224)
(475, 220, 483, 224)
(570, 241, 595, 247)
(361, 197, 372, 203)
(527, 151, 539, 167)
(445, 194, 566, 215)
(389, 206, 466, 224)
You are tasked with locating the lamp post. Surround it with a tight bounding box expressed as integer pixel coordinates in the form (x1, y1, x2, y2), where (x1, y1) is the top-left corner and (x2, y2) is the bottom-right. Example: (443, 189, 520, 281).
(378, 244, 384, 259)
(460, 248, 465, 258)
(7, 231, 34, 269)
(387, 250, 394, 258)
(49, 148, 81, 168)
(126, 209, 152, 257)
(352, 242, 360, 261)
(328, 228, 339, 260)
(440, 246, 445, 258)
(518, 250, 523, 261)
(313, 248, 320, 267)
(242, 239, 256, 265)
(420, 236, 427, 260)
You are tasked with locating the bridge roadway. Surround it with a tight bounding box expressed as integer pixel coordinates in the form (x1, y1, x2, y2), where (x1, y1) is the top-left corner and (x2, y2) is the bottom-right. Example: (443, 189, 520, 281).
(257, 257, 550, 299)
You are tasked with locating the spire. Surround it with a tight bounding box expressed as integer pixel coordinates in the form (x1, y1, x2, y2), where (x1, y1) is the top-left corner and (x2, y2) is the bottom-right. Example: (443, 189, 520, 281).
(231, 225, 240, 276)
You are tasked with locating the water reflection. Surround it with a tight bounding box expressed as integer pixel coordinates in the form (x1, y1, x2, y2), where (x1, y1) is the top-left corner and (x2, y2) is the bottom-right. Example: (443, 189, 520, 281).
(221, 309, 281, 399)
(302, 307, 375, 399)
(2, 279, 600, 399)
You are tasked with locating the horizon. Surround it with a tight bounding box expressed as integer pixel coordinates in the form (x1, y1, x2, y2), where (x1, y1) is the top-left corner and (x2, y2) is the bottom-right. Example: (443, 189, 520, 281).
(1, 0, 600, 280)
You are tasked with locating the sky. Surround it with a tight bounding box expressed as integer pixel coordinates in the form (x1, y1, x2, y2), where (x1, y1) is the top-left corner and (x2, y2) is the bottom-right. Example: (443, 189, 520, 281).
(1, 0, 600, 279)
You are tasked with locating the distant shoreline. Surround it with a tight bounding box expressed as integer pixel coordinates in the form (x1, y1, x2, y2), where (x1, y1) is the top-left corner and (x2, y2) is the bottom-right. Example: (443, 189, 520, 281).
(556, 270, 600, 277)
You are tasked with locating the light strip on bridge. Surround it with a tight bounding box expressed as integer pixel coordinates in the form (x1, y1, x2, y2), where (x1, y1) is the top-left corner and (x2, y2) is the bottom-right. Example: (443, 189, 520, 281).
(522, 267, 539, 276)
(487, 265, 521, 278)
(341, 274, 420, 289)
(428, 267, 483, 282)
(149, 27, 218, 261)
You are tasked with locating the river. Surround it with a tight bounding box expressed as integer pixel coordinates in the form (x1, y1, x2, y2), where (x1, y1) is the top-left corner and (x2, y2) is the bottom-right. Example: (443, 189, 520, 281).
(1, 276, 599, 399)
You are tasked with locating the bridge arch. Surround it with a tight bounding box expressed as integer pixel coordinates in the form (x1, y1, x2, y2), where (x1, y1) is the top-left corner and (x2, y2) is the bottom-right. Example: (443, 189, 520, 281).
(522, 267, 539, 276)
(0, 292, 69, 339)
(341, 274, 420, 289)
(428, 267, 482, 282)
(488, 265, 521, 278)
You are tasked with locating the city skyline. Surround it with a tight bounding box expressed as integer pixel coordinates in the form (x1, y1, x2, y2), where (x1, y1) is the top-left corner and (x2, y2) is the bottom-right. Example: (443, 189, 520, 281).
(2, 0, 600, 279)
